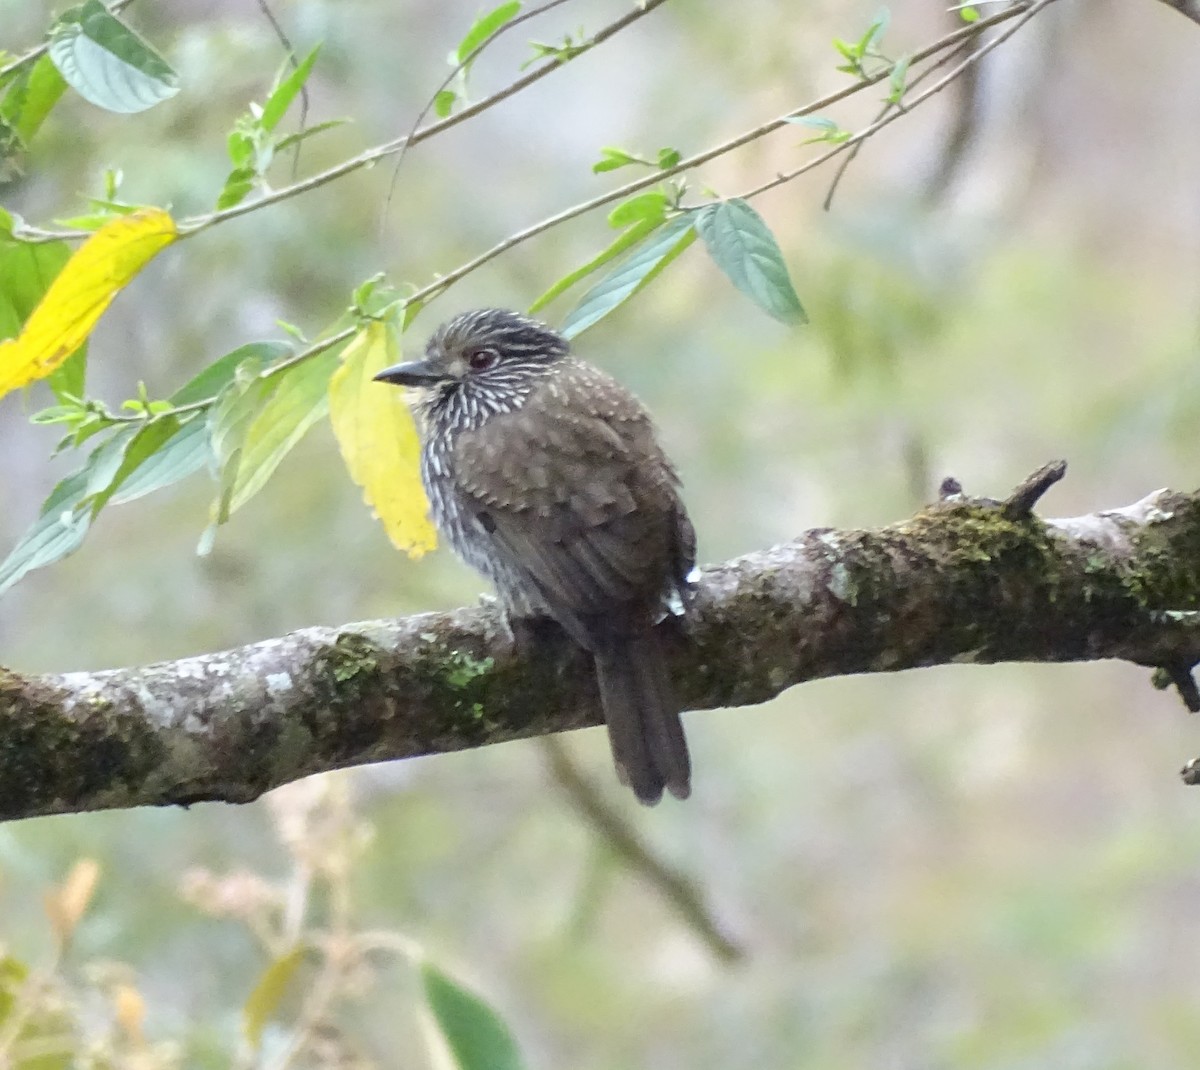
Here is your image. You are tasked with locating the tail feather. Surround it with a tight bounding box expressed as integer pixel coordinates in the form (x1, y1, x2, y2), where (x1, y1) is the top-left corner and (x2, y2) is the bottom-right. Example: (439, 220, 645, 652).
(594, 630, 691, 805)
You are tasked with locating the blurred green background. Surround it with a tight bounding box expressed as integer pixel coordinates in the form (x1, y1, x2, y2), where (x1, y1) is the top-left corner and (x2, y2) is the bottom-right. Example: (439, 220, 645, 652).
(2, 0, 1200, 1066)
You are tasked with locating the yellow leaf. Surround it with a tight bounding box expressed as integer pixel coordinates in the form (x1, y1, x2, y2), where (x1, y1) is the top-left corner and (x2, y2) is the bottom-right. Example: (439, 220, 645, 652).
(113, 982, 146, 1044)
(0, 208, 177, 398)
(243, 945, 305, 1050)
(44, 857, 101, 948)
(329, 321, 437, 557)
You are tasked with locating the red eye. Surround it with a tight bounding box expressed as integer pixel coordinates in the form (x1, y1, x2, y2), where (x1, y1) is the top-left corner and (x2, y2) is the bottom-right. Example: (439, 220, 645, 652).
(467, 348, 498, 371)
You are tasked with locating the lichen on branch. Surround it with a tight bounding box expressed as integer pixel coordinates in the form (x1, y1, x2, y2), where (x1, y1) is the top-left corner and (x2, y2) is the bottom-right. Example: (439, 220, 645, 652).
(2, 466, 1199, 823)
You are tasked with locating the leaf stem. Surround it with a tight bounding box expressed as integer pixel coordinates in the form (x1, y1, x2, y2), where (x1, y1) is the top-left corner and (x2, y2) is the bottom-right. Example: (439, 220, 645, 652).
(735, 0, 1053, 204)
(380, 0, 583, 228)
(96, 0, 1045, 422)
(178, 0, 675, 236)
(394, 0, 1038, 310)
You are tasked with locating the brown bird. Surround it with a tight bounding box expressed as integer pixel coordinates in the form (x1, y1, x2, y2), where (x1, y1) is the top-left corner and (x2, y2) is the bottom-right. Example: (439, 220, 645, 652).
(374, 309, 696, 803)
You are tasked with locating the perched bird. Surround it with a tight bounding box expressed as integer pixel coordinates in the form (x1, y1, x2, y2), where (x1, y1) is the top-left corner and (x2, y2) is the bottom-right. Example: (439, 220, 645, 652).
(374, 309, 696, 804)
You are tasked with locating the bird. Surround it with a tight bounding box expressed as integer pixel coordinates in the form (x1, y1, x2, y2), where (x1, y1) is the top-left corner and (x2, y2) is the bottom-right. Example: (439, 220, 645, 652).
(373, 308, 697, 804)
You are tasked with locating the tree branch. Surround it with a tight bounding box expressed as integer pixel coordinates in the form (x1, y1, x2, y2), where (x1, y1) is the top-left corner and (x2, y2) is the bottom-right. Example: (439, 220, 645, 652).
(1154, 0, 1200, 26)
(3, 465, 1199, 823)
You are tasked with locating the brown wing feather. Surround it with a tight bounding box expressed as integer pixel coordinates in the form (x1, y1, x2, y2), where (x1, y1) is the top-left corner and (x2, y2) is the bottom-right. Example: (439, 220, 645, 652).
(450, 358, 689, 643)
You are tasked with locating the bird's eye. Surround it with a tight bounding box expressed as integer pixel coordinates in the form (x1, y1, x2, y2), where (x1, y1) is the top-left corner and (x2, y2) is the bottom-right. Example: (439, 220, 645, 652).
(466, 347, 498, 372)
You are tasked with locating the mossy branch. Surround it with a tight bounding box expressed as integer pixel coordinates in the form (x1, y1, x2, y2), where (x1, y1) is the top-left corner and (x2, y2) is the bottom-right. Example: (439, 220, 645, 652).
(2, 464, 1200, 823)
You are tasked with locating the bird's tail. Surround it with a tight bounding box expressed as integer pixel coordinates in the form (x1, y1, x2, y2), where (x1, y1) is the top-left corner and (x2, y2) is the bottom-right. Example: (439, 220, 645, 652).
(593, 629, 691, 805)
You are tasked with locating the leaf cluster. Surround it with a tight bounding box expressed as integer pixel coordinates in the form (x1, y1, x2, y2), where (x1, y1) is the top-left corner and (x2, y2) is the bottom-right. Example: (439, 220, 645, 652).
(0, 0, 1040, 598)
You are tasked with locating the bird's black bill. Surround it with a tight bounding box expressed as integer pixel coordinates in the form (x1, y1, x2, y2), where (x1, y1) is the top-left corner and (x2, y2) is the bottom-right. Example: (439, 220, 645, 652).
(373, 359, 449, 387)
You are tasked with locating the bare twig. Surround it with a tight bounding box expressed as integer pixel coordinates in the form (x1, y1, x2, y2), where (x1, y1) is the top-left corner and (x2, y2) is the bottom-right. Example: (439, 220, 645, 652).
(182, 0, 674, 235)
(543, 737, 743, 963)
(254, 0, 310, 180)
(1001, 460, 1067, 519)
(381, 0, 583, 228)
(737, 0, 1053, 203)
(395, 3, 1040, 309)
(13, 0, 1032, 249)
(823, 37, 977, 211)
(78, 0, 1047, 425)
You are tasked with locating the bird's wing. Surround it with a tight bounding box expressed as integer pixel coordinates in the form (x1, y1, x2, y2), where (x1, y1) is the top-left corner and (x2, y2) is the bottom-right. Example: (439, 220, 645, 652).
(450, 361, 691, 641)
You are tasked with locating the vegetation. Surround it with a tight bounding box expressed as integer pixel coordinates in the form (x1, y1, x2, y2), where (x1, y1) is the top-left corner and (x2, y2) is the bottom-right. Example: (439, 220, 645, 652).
(1, 0, 1198, 1066)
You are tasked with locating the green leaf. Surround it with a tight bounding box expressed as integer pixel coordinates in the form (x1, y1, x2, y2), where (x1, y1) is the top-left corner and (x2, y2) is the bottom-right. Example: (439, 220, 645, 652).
(0, 427, 135, 595)
(695, 198, 807, 325)
(0, 55, 68, 143)
(205, 362, 276, 526)
(657, 146, 681, 170)
(0, 953, 71, 1070)
(888, 54, 911, 104)
(227, 128, 254, 168)
(49, 0, 179, 114)
(592, 146, 644, 174)
(274, 117, 348, 153)
(0, 471, 90, 596)
(422, 962, 525, 1070)
(832, 38, 859, 61)
(0, 231, 87, 400)
(785, 115, 838, 133)
(81, 424, 139, 501)
(783, 115, 851, 144)
(171, 341, 293, 406)
(243, 947, 305, 1051)
(229, 348, 338, 512)
(216, 166, 256, 210)
(109, 414, 210, 504)
(521, 35, 588, 69)
(89, 415, 186, 513)
(434, 89, 457, 117)
(455, 2, 522, 65)
(560, 213, 697, 339)
(47, 346, 87, 402)
(528, 216, 663, 314)
(0, 953, 30, 1023)
(862, 7, 890, 53)
(606, 191, 668, 229)
(260, 45, 320, 132)
(959, 6, 980, 22)
(0, 233, 72, 336)
(0, 116, 21, 181)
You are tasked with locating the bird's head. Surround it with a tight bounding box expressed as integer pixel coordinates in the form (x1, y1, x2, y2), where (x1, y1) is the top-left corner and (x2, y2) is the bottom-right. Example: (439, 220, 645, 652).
(373, 309, 569, 416)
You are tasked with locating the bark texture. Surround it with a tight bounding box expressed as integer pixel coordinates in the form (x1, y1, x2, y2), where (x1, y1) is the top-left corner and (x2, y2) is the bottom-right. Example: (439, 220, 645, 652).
(1155, 0, 1200, 26)
(2, 467, 1199, 822)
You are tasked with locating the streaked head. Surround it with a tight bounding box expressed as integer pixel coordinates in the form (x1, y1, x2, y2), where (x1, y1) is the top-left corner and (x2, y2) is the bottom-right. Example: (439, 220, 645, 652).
(373, 309, 569, 394)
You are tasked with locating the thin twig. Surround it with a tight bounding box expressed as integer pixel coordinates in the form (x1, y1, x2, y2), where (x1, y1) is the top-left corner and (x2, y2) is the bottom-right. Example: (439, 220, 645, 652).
(254, 0, 310, 181)
(822, 37, 977, 211)
(391, 2, 1038, 309)
(543, 737, 744, 964)
(381, 0, 583, 230)
(180, 0, 674, 235)
(101, 326, 357, 424)
(1001, 460, 1067, 520)
(736, 0, 1052, 203)
(15, 0, 1029, 249)
(88, 0, 1043, 422)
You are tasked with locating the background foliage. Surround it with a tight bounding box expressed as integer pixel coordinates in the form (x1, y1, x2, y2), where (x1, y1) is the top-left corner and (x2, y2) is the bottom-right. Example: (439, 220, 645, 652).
(1, 0, 1200, 1066)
